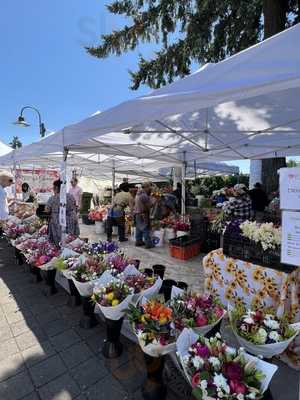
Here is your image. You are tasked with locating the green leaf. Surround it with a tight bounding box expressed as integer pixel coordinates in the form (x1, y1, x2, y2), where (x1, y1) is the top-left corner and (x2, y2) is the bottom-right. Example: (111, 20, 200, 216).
(192, 388, 203, 400)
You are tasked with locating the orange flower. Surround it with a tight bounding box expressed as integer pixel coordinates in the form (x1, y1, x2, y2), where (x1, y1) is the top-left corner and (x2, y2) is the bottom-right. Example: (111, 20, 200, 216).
(143, 301, 172, 322)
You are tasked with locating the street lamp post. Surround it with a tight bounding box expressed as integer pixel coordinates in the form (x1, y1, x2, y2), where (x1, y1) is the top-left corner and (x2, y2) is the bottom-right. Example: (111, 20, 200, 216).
(14, 106, 46, 137)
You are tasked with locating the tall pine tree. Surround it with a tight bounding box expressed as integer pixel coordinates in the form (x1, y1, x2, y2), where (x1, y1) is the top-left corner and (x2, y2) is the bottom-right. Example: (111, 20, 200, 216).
(87, 0, 299, 192)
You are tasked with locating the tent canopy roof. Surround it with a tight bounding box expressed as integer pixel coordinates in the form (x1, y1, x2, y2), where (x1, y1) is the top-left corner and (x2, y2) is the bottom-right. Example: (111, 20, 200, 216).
(1, 23, 300, 166)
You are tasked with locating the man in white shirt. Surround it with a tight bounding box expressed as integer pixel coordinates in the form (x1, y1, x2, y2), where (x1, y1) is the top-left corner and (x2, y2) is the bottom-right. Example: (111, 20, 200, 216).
(0, 171, 14, 233)
(68, 178, 82, 211)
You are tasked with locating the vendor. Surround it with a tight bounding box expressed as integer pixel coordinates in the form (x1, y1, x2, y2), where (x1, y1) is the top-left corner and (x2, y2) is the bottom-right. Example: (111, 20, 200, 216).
(249, 182, 269, 220)
(172, 182, 182, 213)
(46, 179, 80, 247)
(68, 178, 82, 211)
(107, 182, 134, 242)
(134, 182, 154, 248)
(0, 171, 14, 230)
(223, 184, 251, 220)
(21, 182, 36, 203)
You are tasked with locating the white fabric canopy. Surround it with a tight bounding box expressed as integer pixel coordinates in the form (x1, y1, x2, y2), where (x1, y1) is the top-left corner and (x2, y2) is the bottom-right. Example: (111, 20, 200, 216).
(1, 23, 300, 166)
(0, 140, 11, 157)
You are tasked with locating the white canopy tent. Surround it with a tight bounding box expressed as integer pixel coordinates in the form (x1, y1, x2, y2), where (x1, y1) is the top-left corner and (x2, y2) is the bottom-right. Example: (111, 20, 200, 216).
(0, 140, 11, 157)
(1, 23, 299, 166)
(1, 23, 299, 215)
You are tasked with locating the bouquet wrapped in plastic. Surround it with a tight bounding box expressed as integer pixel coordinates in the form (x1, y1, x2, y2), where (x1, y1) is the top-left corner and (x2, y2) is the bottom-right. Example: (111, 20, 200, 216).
(170, 290, 225, 336)
(229, 304, 300, 358)
(177, 328, 278, 400)
(127, 298, 176, 357)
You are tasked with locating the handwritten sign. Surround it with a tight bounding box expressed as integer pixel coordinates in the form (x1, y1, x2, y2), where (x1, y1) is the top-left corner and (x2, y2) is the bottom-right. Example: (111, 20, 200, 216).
(281, 211, 300, 266)
(280, 167, 300, 210)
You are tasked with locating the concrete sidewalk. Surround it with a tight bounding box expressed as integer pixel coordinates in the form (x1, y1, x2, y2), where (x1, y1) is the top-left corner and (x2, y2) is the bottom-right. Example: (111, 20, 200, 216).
(0, 238, 299, 400)
(0, 239, 190, 400)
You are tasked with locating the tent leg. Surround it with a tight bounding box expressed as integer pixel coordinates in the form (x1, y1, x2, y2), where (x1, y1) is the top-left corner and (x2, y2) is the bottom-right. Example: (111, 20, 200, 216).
(112, 160, 115, 204)
(181, 162, 186, 217)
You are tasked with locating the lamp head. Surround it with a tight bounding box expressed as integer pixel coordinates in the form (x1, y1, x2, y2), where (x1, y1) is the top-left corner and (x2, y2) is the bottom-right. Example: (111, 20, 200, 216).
(13, 115, 30, 127)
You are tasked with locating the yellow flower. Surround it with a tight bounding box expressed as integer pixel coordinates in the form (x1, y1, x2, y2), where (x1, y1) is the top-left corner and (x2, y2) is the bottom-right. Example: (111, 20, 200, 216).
(106, 292, 114, 301)
(225, 260, 236, 274)
(251, 296, 263, 310)
(225, 287, 234, 301)
(252, 268, 265, 283)
(112, 299, 119, 306)
(159, 317, 167, 325)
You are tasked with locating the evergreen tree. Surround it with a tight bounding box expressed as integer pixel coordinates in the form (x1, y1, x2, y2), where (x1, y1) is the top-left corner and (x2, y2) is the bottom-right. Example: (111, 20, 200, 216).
(9, 136, 22, 149)
(87, 0, 299, 192)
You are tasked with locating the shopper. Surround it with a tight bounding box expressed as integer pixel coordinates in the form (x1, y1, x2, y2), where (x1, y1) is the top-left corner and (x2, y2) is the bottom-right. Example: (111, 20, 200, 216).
(172, 182, 182, 213)
(107, 182, 133, 242)
(21, 182, 36, 203)
(0, 171, 13, 229)
(249, 182, 269, 220)
(223, 184, 252, 220)
(68, 178, 82, 211)
(46, 180, 80, 246)
(134, 182, 154, 248)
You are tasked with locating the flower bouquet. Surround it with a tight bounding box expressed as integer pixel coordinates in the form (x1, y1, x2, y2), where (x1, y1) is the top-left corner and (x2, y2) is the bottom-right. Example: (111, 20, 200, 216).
(88, 206, 107, 222)
(92, 278, 134, 320)
(71, 257, 108, 297)
(170, 292, 225, 336)
(127, 299, 176, 357)
(177, 329, 278, 400)
(87, 241, 119, 256)
(229, 304, 300, 358)
(105, 251, 136, 274)
(120, 264, 162, 303)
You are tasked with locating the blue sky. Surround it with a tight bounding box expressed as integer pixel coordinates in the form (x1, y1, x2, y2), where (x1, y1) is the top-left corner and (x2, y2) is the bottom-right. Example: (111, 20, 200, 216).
(1, 1, 156, 144)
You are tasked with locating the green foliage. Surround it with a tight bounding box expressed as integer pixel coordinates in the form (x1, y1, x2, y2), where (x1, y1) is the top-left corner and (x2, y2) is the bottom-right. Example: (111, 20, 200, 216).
(191, 174, 249, 197)
(87, 1, 298, 90)
(9, 136, 22, 149)
(287, 159, 300, 167)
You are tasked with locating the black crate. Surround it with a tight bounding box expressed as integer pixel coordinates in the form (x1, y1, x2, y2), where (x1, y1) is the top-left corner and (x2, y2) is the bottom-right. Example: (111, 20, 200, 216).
(223, 236, 297, 273)
(169, 235, 201, 247)
(190, 217, 209, 240)
(203, 230, 221, 252)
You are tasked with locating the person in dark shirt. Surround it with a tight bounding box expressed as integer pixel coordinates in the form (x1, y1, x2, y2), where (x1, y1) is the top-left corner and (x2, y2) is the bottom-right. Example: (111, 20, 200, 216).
(249, 182, 269, 218)
(172, 182, 182, 213)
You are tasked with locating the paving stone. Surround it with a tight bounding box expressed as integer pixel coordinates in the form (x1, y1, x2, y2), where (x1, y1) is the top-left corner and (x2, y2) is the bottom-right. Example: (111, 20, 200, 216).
(6, 310, 32, 324)
(43, 318, 71, 337)
(16, 328, 47, 351)
(0, 323, 12, 341)
(60, 341, 93, 369)
(85, 374, 127, 400)
(85, 331, 106, 354)
(20, 392, 40, 400)
(71, 357, 108, 390)
(112, 358, 147, 393)
(0, 337, 19, 361)
(49, 328, 81, 352)
(10, 318, 38, 337)
(0, 353, 25, 382)
(36, 309, 62, 324)
(0, 370, 34, 400)
(30, 303, 55, 316)
(74, 396, 88, 400)
(22, 340, 56, 368)
(38, 373, 80, 400)
(29, 354, 67, 387)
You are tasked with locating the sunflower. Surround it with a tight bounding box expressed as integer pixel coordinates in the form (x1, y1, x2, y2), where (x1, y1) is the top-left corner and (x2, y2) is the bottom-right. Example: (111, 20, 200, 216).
(251, 296, 263, 310)
(263, 277, 278, 297)
(225, 287, 235, 301)
(235, 269, 247, 287)
(225, 259, 236, 275)
(252, 268, 265, 283)
(234, 296, 245, 308)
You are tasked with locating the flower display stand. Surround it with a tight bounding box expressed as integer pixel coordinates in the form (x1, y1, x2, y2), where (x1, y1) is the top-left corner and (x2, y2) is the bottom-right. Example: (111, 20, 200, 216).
(79, 296, 98, 329)
(30, 264, 43, 283)
(142, 354, 167, 400)
(102, 317, 124, 358)
(43, 269, 58, 296)
(67, 279, 82, 307)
